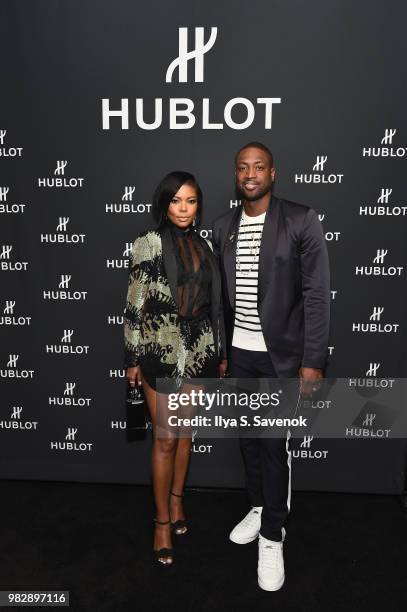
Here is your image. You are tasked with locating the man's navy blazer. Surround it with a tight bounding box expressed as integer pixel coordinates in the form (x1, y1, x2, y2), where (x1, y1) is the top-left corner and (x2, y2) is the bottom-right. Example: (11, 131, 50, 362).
(211, 195, 331, 377)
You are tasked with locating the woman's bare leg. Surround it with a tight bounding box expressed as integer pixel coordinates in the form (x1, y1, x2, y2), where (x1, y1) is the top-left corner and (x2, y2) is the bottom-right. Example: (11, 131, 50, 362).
(170, 381, 199, 531)
(142, 374, 178, 563)
(170, 437, 192, 531)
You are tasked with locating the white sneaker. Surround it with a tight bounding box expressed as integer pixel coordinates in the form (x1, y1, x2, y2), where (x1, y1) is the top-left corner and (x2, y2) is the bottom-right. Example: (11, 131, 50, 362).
(257, 533, 285, 591)
(229, 507, 262, 544)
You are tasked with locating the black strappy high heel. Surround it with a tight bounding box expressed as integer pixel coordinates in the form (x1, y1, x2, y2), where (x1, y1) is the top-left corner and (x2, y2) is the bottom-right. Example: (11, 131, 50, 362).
(170, 491, 188, 535)
(153, 519, 174, 566)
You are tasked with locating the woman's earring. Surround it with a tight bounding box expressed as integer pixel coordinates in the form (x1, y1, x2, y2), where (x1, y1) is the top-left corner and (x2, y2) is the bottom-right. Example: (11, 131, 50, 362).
(192, 218, 196, 227)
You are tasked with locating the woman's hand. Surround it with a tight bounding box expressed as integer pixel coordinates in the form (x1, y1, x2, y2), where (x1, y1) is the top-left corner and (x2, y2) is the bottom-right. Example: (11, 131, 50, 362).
(126, 366, 142, 387)
(218, 359, 228, 378)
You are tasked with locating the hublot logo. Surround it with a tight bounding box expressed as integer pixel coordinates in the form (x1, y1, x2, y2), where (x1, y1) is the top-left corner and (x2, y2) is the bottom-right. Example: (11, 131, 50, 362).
(346, 411, 391, 438)
(40, 217, 86, 244)
(109, 369, 126, 378)
(0, 354, 34, 379)
(362, 128, 407, 158)
(348, 363, 395, 389)
(49, 381, 92, 407)
(292, 435, 328, 459)
(0, 186, 26, 214)
(105, 186, 152, 214)
(0, 300, 32, 326)
(190, 429, 213, 454)
(355, 249, 404, 277)
(0, 244, 28, 271)
(352, 307, 399, 334)
(319, 213, 341, 242)
(294, 155, 344, 184)
(43, 274, 87, 301)
(0, 129, 23, 157)
(106, 242, 132, 269)
(0, 406, 38, 430)
(102, 27, 281, 132)
(37, 161, 84, 188)
(107, 309, 125, 325)
(45, 329, 90, 355)
(50, 426, 93, 452)
(359, 187, 407, 216)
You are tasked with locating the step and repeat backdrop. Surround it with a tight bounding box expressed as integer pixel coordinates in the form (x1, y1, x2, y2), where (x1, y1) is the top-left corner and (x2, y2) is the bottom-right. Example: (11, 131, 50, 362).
(1, 1, 406, 493)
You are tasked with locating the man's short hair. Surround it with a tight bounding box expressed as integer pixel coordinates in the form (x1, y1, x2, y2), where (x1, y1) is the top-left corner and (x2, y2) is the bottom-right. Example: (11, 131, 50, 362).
(235, 142, 274, 167)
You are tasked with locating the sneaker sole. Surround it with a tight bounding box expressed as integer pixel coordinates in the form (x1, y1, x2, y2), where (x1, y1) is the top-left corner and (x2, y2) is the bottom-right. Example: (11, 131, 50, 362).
(258, 574, 285, 591)
(229, 532, 259, 544)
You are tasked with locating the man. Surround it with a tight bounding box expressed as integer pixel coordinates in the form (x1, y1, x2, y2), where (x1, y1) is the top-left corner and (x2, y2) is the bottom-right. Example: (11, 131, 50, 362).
(212, 142, 330, 591)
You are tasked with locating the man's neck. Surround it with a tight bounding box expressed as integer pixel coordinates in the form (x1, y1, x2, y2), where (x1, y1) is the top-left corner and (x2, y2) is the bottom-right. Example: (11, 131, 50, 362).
(243, 192, 271, 217)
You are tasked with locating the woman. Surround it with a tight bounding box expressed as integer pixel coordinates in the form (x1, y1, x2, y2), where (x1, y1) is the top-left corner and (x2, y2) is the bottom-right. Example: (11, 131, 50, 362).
(124, 171, 227, 566)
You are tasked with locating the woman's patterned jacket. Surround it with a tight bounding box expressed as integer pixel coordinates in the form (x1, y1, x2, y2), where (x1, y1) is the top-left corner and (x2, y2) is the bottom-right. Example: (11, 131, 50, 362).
(124, 224, 227, 379)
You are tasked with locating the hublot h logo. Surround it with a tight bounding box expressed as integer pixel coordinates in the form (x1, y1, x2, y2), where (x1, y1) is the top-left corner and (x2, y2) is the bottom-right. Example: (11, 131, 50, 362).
(123, 243, 133, 257)
(312, 156, 327, 172)
(122, 187, 136, 201)
(11, 406, 23, 419)
(4, 300, 15, 314)
(366, 363, 380, 377)
(56, 217, 69, 231)
(300, 436, 313, 448)
(65, 427, 77, 440)
(166, 27, 218, 83)
(61, 329, 74, 343)
(0, 245, 12, 259)
(7, 354, 18, 367)
(377, 188, 392, 204)
(362, 413, 376, 427)
(373, 249, 388, 264)
(0, 186, 9, 201)
(59, 275, 71, 289)
(54, 161, 68, 176)
(381, 129, 396, 145)
(369, 307, 384, 322)
(64, 382, 76, 396)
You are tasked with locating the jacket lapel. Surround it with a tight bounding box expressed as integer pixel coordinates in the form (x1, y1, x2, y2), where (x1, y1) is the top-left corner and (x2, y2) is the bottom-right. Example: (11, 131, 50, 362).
(160, 224, 179, 306)
(258, 196, 280, 306)
(202, 240, 221, 356)
(223, 206, 242, 309)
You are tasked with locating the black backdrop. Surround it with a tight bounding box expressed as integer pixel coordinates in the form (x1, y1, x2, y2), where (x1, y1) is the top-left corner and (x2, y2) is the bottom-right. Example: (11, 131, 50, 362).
(1, 0, 406, 493)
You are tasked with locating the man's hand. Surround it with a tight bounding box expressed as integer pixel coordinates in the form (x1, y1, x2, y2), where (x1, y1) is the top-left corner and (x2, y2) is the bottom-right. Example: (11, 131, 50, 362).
(126, 366, 142, 387)
(298, 367, 323, 396)
(219, 359, 228, 378)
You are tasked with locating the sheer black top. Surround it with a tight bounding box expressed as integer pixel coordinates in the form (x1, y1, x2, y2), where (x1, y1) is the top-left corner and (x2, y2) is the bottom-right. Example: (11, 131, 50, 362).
(169, 221, 212, 320)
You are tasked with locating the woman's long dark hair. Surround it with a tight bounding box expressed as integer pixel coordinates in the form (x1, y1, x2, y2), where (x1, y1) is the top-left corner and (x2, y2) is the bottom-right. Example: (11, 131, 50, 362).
(152, 171, 203, 228)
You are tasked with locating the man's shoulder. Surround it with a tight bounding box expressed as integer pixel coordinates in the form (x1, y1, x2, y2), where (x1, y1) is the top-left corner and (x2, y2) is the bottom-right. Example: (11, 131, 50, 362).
(277, 196, 313, 216)
(212, 206, 238, 229)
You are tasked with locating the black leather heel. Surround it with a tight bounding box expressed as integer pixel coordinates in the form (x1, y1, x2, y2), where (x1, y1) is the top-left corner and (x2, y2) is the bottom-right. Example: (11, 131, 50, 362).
(170, 491, 188, 535)
(153, 519, 174, 566)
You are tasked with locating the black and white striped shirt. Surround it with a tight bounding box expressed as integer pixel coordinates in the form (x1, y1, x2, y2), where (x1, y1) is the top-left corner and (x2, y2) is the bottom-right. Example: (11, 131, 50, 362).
(232, 209, 267, 351)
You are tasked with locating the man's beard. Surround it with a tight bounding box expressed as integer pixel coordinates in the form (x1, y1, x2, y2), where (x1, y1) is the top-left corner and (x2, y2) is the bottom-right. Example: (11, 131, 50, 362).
(236, 182, 273, 202)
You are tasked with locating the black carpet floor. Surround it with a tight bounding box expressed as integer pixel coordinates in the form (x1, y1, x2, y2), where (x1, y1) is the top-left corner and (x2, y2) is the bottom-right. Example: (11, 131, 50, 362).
(0, 480, 406, 612)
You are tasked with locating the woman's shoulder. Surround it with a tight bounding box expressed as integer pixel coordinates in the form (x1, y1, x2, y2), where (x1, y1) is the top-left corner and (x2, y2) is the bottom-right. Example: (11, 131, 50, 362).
(132, 229, 161, 246)
(130, 229, 162, 259)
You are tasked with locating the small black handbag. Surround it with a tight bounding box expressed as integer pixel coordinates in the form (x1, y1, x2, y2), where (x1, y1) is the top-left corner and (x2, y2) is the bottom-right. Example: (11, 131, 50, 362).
(126, 383, 149, 440)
